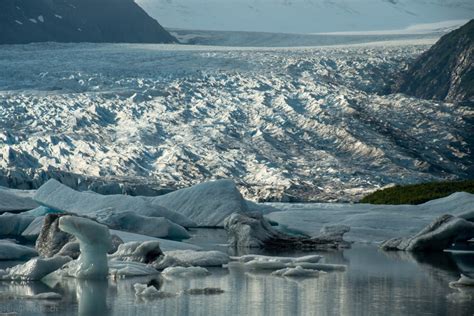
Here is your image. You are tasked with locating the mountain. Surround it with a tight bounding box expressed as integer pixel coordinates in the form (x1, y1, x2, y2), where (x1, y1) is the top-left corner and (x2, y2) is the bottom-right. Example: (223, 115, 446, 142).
(0, 0, 176, 44)
(393, 20, 474, 103)
(137, 0, 474, 33)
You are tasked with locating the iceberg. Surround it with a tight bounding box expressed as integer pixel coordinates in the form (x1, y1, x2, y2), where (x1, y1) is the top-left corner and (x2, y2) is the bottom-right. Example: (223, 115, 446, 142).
(34, 179, 195, 227)
(110, 230, 201, 251)
(145, 179, 250, 226)
(0, 240, 38, 260)
(58, 216, 112, 279)
(109, 261, 159, 277)
(266, 192, 474, 244)
(36, 214, 75, 257)
(381, 214, 474, 252)
(449, 274, 474, 287)
(160, 250, 230, 267)
(161, 266, 210, 278)
(224, 212, 350, 249)
(109, 241, 163, 264)
(0, 186, 38, 212)
(0, 256, 71, 281)
(0, 213, 35, 236)
(93, 208, 190, 239)
(271, 266, 322, 277)
(227, 254, 329, 272)
(21, 216, 45, 240)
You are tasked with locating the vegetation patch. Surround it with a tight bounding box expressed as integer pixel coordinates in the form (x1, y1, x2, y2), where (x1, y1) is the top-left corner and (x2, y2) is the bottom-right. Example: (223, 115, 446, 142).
(360, 180, 474, 205)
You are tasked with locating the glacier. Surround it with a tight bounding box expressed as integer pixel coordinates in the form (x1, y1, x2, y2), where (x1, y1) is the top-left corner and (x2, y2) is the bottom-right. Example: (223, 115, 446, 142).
(0, 41, 472, 202)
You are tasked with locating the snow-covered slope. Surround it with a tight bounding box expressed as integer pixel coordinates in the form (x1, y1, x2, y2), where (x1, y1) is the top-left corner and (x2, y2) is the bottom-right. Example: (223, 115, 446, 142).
(0, 42, 472, 201)
(137, 0, 474, 33)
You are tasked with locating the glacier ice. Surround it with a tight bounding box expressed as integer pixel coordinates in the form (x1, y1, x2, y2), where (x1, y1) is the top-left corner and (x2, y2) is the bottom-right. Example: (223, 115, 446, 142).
(93, 208, 190, 239)
(58, 216, 112, 279)
(0, 256, 71, 281)
(380, 214, 474, 252)
(110, 230, 201, 251)
(21, 216, 45, 240)
(156, 250, 230, 268)
(0, 186, 38, 212)
(145, 179, 251, 226)
(266, 192, 474, 243)
(224, 212, 350, 249)
(450, 274, 474, 287)
(36, 214, 75, 257)
(34, 179, 195, 227)
(0, 212, 35, 236)
(161, 266, 210, 278)
(271, 266, 322, 278)
(0, 240, 38, 260)
(109, 241, 164, 264)
(227, 254, 329, 272)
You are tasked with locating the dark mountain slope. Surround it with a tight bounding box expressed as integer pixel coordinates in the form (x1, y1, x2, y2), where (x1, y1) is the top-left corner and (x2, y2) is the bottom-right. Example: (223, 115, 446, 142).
(393, 20, 473, 103)
(0, 0, 177, 44)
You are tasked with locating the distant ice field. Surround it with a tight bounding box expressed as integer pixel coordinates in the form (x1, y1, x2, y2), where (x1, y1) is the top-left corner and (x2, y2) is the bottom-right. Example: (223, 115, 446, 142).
(0, 38, 472, 201)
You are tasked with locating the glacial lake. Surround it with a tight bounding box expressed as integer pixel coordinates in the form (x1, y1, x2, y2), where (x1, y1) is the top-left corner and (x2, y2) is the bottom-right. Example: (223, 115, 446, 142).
(0, 229, 473, 316)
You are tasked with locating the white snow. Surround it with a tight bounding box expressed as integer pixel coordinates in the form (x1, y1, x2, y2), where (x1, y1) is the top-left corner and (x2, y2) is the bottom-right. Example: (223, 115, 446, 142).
(0, 240, 37, 260)
(161, 266, 210, 277)
(0, 256, 71, 281)
(58, 216, 111, 279)
(34, 179, 195, 227)
(266, 192, 474, 243)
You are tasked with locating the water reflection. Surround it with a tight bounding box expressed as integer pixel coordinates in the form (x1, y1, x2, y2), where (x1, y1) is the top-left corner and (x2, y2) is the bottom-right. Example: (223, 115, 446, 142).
(0, 245, 473, 315)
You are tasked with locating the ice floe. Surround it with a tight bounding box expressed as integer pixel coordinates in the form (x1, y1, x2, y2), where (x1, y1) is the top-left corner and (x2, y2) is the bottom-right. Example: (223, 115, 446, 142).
(381, 214, 474, 252)
(449, 274, 474, 287)
(0, 240, 37, 260)
(0, 187, 38, 212)
(161, 266, 210, 278)
(58, 216, 111, 278)
(145, 179, 250, 226)
(271, 266, 322, 277)
(0, 212, 34, 236)
(0, 256, 71, 281)
(224, 212, 350, 249)
(34, 179, 195, 227)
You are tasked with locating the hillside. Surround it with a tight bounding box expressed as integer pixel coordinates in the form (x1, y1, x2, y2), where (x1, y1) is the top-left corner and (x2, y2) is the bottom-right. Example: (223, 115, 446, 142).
(0, 0, 176, 44)
(393, 20, 474, 102)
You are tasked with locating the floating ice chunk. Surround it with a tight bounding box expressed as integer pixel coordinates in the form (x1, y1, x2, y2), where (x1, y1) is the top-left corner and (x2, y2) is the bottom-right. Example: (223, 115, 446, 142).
(134, 283, 176, 298)
(21, 216, 45, 240)
(271, 266, 322, 277)
(0, 240, 37, 260)
(381, 214, 474, 252)
(162, 250, 230, 267)
(145, 179, 249, 226)
(111, 230, 201, 251)
(162, 266, 210, 278)
(449, 274, 474, 287)
(224, 212, 350, 249)
(109, 261, 158, 277)
(37, 15, 44, 23)
(232, 254, 322, 264)
(93, 208, 190, 239)
(109, 241, 163, 264)
(58, 216, 112, 279)
(0, 213, 35, 236)
(29, 292, 62, 300)
(0, 187, 38, 212)
(34, 179, 195, 227)
(0, 256, 71, 281)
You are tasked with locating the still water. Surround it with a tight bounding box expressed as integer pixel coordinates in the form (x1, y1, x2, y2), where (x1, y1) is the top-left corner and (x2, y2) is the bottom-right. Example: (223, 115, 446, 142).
(0, 229, 473, 316)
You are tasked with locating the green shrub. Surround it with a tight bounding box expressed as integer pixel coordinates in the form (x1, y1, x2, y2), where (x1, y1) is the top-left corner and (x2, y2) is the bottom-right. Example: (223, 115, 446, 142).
(359, 180, 474, 205)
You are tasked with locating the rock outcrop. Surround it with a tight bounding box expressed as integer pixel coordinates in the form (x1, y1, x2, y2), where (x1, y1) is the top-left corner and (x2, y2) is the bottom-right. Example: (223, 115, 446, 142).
(393, 19, 473, 103)
(0, 0, 177, 44)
